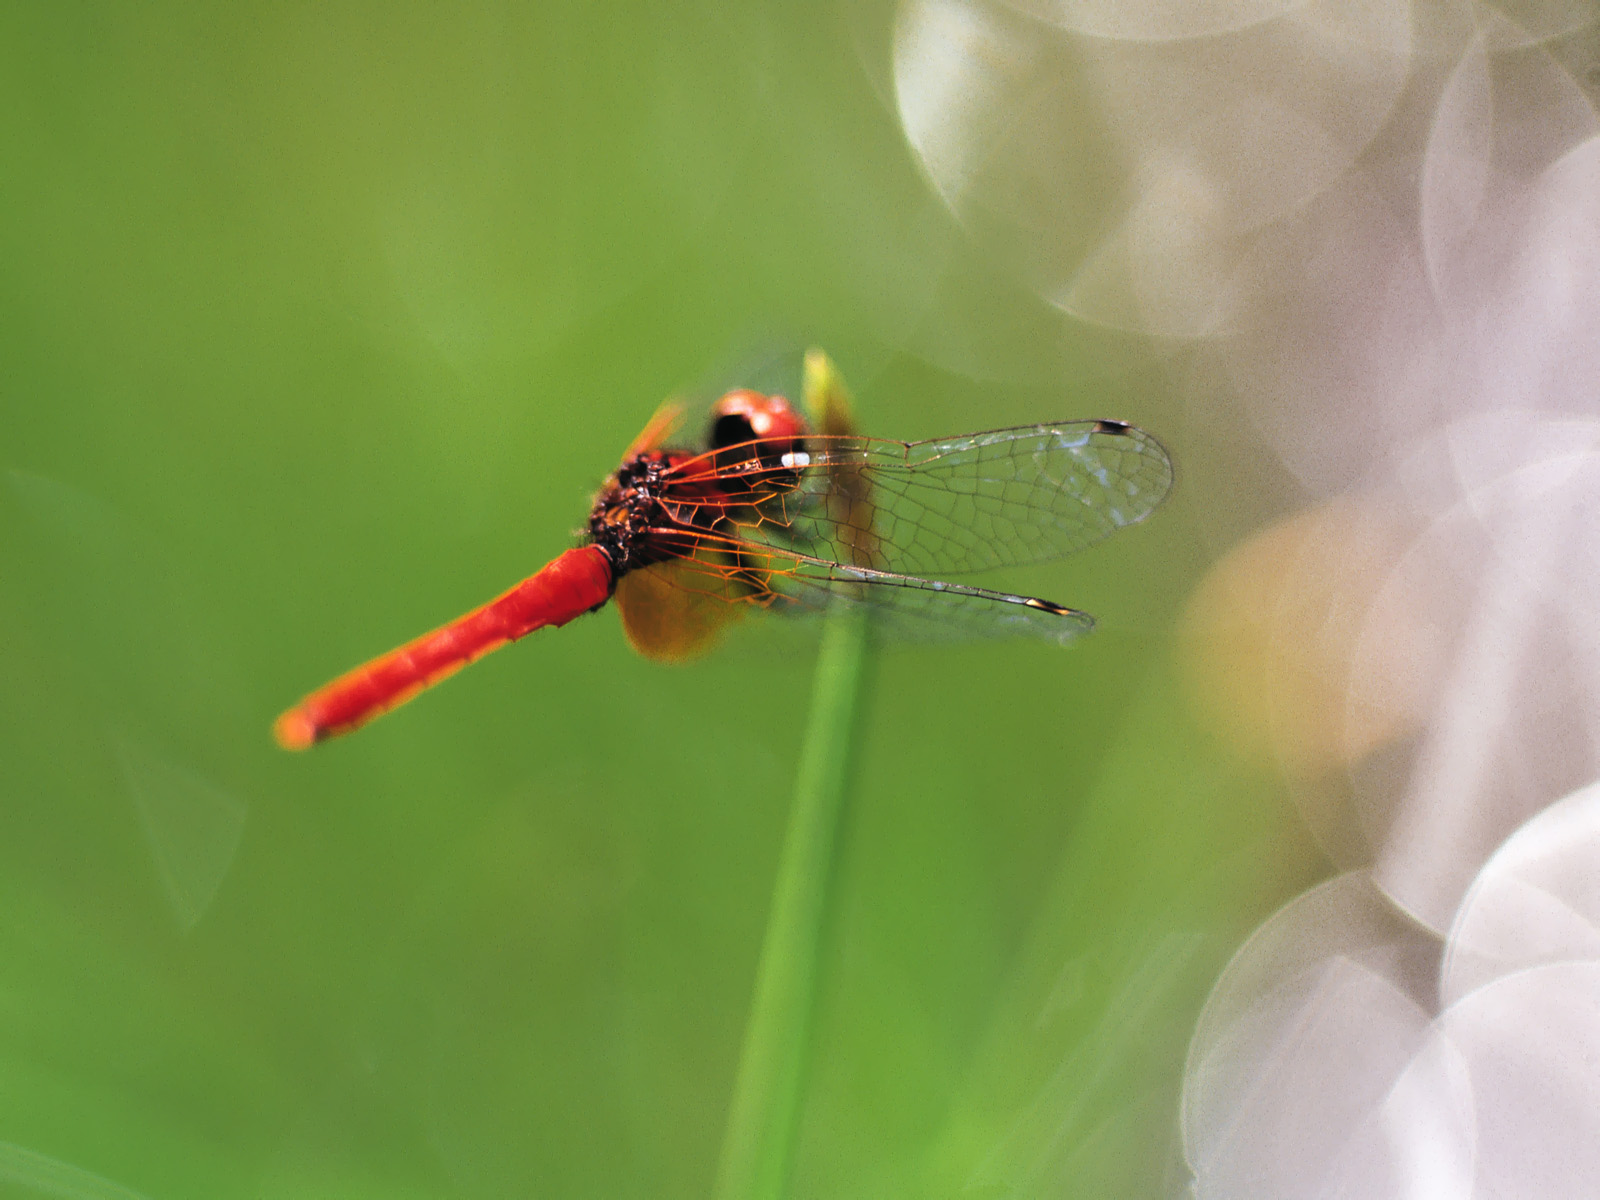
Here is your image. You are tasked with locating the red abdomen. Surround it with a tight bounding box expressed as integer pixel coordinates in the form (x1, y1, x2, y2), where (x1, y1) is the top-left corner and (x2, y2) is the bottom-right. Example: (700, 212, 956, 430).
(274, 545, 613, 749)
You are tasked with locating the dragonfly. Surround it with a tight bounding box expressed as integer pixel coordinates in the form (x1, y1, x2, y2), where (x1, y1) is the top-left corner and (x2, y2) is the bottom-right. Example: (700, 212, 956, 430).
(273, 387, 1172, 749)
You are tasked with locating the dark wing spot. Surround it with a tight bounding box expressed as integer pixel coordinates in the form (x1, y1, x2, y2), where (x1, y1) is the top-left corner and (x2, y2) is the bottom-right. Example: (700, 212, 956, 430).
(1093, 419, 1131, 434)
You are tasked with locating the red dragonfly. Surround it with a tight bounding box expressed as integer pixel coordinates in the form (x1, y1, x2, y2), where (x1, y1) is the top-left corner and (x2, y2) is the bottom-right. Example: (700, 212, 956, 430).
(274, 389, 1172, 749)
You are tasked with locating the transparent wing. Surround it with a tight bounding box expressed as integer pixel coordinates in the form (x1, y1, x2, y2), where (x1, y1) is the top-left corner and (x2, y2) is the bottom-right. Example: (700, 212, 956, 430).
(638, 527, 1096, 645)
(661, 420, 1172, 577)
(771, 556, 1096, 644)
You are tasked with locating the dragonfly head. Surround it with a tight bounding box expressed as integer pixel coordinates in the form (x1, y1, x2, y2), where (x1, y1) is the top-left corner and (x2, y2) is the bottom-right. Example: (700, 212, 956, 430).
(704, 390, 814, 497)
(709, 391, 810, 465)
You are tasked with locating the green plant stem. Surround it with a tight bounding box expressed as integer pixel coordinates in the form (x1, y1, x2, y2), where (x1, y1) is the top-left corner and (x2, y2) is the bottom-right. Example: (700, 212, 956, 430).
(713, 606, 869, 1200)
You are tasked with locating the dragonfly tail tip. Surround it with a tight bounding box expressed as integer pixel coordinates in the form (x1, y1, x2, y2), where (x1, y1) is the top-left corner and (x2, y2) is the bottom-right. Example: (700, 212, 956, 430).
(273, 709, 319, 752)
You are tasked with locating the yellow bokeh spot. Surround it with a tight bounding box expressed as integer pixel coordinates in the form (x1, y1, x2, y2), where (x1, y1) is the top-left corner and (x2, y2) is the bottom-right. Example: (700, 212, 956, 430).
(1179, 496, 1435, 778)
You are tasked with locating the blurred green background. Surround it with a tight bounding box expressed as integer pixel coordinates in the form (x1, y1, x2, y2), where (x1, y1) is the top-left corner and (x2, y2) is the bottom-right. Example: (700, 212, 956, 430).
(1, 5, 1321, 1197)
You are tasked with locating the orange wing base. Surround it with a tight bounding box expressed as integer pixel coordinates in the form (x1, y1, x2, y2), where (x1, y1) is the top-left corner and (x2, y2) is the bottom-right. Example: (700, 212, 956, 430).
(615, 560, 742, 663)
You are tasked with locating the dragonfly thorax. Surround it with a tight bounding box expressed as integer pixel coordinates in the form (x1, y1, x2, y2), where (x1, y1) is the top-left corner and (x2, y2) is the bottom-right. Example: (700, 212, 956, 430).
(587, 452, 680, 576)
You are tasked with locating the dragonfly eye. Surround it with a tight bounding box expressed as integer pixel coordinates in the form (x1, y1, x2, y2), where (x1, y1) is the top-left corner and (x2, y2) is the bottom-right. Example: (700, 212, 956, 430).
(710, 412, 762, 455)
(707, 390, 811, 472)
(701, 389, 814, 506)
